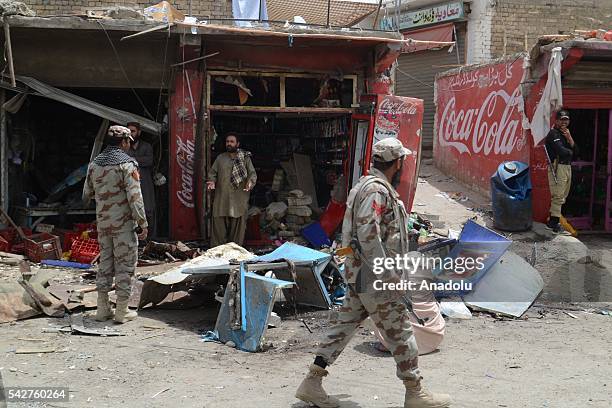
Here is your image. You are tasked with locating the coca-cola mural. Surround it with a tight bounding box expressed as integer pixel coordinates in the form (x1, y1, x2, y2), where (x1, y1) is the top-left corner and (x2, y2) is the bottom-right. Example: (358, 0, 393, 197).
(434, 58, 528, 192)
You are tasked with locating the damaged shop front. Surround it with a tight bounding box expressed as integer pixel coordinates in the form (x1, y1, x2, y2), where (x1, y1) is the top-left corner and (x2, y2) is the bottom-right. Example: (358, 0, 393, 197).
(0, 12, 425, 258)
(169, 22, 425, 244)
(0, 16, 176, 246)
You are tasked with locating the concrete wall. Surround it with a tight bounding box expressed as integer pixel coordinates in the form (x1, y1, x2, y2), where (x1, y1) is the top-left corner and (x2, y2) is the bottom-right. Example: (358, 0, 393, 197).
(465, 0, 494, 64)
(24, 0, 232, 19)
(10, 27, 178, 88)
(489, 0, 612, 58)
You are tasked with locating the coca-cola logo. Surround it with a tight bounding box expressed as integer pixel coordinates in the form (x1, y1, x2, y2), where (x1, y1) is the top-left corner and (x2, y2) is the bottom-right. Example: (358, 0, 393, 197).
(378, 97, 418, 116)
(438, 87, 525, 156)
(176, 136, 195, 208)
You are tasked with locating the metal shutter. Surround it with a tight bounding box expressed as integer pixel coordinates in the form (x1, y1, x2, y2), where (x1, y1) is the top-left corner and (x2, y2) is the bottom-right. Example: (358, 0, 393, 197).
(395, 23, 466, 151)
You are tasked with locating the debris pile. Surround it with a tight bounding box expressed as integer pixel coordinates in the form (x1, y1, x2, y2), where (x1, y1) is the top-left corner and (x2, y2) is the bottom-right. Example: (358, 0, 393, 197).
(0, 0, 35, 17)
(259, 188, 315, 242)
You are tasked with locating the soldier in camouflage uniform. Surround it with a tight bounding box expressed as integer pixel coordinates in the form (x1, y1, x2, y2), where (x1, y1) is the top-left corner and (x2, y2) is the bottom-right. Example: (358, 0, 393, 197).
(83, 125, 148, 324)
(296, 138, 451, 408)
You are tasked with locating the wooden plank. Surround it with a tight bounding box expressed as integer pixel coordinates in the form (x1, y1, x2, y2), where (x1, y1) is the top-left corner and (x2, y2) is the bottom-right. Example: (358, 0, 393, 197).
(0, 251, 24, 260)
(208, 105, 353, 113)
(0, 207, 26, 240)
(209, 70, 359, 79)
(15, 347, 56, 354)
(170, 51, 220, 67)
(176, 21, 408, 43)
(120, 22, 174, 41)
(280, 75, 286, 108)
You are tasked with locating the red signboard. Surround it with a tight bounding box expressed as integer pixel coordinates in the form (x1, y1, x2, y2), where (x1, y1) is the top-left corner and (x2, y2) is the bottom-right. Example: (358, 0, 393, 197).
(169, 68, 202, 240)
(372, 94, 424, 211)
(434, 58, 529, 192)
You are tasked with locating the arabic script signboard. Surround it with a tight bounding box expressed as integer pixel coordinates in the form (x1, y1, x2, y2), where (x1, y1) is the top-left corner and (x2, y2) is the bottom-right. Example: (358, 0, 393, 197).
(395, 2, 464, 30)
(433, 58, 529, 193)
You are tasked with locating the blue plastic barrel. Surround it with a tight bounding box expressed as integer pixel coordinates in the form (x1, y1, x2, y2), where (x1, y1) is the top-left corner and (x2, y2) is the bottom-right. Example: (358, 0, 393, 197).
(490, 161, 532, 231)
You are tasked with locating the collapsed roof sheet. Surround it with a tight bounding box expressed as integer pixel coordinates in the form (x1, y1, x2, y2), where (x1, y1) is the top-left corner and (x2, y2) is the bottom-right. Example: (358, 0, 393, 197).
(15, 75, 162, 136)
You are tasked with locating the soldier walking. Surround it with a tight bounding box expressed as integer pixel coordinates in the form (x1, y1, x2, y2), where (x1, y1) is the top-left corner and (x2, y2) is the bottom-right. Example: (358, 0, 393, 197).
(83, 125, 148, 324)
(295, 138, 450, 407)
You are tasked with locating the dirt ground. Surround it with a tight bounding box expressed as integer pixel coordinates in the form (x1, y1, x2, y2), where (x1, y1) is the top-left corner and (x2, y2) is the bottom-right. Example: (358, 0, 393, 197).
(1, 162, 611, 408)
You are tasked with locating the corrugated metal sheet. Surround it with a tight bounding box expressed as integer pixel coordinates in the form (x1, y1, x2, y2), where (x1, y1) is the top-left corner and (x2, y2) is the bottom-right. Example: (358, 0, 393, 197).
(395, 24, 465, 150)
(563, 60, 612, 88)
(16, 76, 162, 136)
(267, 0, 378, 27)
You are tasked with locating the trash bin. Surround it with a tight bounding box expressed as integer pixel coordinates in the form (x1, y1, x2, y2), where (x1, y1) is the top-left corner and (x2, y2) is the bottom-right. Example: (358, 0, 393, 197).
(490, 161, 532, 231)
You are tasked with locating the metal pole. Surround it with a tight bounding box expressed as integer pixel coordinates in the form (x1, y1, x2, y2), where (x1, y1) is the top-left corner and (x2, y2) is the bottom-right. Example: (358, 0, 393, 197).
(372, 0, 383, 30)
(3, 18, 16, 88)
(327, 0, 331, 28)
(453, 24, 461, 64)
(397, 0, 402, 31)
(395, 0, 400, 31)
(259, 0, 263, 23)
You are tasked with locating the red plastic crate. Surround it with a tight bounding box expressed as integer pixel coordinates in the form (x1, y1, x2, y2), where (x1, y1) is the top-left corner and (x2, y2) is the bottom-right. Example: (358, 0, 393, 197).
(11, 242, 25, 255)
(74, 223, 97, 233)
(63, 231, 81, 251)
(0, 236, 10, 252)
(0, 227, 33, 244)
(71, 238, 100, 264)
(24, 232, 62, 263)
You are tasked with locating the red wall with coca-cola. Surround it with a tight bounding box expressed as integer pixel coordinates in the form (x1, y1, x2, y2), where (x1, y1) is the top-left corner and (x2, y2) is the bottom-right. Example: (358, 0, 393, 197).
(433, 57, 529, 194)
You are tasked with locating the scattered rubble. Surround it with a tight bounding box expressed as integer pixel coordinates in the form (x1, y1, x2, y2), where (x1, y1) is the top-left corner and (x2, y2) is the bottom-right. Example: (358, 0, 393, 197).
(0, 0, 35, 17)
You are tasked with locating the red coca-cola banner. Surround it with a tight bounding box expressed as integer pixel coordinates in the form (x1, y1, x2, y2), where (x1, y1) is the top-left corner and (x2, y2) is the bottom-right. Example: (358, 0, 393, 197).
(169, 68, 202, 240)
(433, 58, 529, 192)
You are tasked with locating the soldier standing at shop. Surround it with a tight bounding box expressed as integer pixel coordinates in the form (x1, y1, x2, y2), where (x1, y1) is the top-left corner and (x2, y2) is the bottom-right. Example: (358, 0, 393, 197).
(295, 138, 451, 408)
(206, 133, 257, 246)
(83, 125, 148, 324)
(545, 110, 577, 233)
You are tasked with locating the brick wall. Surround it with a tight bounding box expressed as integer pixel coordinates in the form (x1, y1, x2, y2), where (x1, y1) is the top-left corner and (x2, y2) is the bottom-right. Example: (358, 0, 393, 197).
(489, 0, 612, 58)
(24, 1, 232, 20)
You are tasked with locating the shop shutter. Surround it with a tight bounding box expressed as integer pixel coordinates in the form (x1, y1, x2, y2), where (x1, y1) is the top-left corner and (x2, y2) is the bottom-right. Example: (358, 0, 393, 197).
(395, 23, 466, 151)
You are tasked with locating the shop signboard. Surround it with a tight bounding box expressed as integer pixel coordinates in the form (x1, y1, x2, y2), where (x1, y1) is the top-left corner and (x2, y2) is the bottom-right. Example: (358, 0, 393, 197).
(380, 1, 464, 31)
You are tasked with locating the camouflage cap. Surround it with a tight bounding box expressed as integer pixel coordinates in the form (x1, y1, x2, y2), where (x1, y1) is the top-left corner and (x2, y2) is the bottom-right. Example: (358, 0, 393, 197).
(107, 125, 134, 141)
(372, 138, 412, 162)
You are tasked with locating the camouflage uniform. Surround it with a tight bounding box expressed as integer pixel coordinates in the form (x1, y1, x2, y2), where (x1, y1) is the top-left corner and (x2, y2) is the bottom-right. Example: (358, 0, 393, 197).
(316, 165, 421, 381)
(83, 127, 148, 300)
(297, 139, 450, 408)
